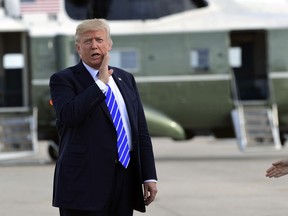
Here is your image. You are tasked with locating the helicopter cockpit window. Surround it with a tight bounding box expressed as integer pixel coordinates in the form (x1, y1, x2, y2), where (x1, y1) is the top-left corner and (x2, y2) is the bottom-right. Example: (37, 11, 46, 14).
(190, 48, 209, 71)
(110, 49, 139, 73)
(64, 0, 208, 20)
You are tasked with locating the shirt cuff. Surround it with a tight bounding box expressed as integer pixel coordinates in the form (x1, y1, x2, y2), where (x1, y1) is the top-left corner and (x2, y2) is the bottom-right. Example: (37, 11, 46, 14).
(95, 79, 108, 93)
(144, 179, 157, 183)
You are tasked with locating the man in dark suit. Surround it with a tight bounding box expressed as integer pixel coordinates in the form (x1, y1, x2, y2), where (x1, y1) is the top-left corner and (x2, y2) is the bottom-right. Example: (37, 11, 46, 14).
(50, 18, 157, 216)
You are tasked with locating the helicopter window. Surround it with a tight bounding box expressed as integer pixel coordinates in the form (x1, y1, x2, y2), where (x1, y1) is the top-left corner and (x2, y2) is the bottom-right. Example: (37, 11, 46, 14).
(1, 53, 24, 107)
(229, 47, 242, 68)
(190, 48, 209, 71)
(110, 49, 139, 73)
(64, 0, 208, 20)
(3, 54, 24, 69)
(36, 40, 54, 57)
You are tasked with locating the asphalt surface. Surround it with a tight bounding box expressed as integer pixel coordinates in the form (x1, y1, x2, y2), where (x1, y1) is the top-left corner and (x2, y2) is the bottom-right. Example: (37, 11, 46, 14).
(1, 137, 288, 216)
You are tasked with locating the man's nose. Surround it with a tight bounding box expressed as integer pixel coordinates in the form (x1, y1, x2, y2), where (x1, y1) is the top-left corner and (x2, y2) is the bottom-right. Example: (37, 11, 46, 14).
(91, 39, 98, 48)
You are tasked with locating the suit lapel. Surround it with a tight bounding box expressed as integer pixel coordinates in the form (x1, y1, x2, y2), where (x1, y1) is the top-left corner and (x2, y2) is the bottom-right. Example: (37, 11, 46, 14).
(112, 71, 135, 125)
(112, 72, 129, 105)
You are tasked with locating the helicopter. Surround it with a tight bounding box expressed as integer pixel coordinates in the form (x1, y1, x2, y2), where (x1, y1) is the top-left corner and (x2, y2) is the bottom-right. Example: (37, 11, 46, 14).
(1, 0, 288, 160)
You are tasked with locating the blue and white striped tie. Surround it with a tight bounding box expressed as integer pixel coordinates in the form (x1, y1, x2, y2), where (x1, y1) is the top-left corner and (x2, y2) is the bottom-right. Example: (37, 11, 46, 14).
(105, 85, 130, 168)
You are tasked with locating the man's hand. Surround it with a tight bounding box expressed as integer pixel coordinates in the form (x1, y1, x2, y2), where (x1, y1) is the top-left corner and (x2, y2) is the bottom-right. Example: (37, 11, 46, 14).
(266, 158, 288, 178)
(98, 52, 113, 84)
(143, 182, 157, 206)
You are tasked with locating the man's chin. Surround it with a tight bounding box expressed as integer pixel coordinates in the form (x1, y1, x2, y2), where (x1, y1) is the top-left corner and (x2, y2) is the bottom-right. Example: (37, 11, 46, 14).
(89, 61, 101, 69)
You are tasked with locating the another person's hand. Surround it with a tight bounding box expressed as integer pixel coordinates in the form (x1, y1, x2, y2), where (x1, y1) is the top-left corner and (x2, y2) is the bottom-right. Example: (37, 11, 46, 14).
(143, 182, 157, 206)
(98, 52, 113, 84)
(266, 158, 288, 178)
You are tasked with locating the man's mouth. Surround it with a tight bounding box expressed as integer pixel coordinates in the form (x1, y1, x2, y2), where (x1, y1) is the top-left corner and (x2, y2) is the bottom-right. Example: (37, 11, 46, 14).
(91, 53, 101, 58)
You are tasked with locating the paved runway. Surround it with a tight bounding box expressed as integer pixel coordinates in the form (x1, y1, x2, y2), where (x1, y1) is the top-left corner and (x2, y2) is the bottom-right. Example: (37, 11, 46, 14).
(1, 137, 288, 216)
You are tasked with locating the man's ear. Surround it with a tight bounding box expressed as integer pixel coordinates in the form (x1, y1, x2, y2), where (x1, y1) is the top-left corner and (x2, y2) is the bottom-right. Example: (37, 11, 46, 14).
(75, 44, 82, 58)
(107, 39, 113, 51)
(108, 44, 112, 51)
(76, 43, 80, 53)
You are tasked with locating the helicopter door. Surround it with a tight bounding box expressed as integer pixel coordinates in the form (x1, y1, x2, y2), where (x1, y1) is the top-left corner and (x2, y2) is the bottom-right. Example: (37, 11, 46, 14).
(0, 31, 38, 160)
(229, 30, 268, 101)
(229, 30, 281, 151)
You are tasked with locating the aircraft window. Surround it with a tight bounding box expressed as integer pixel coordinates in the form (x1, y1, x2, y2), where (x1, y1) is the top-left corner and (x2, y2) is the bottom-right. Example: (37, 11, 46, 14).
(64, 0, 208, 20)
(110, 49, 139, 73)
(36, 40, 54, 57)
(1, 53, 24, 107)
(229, 47, 242, 68)
(190, 49, 209, 71)
(3, 54, 24, 69)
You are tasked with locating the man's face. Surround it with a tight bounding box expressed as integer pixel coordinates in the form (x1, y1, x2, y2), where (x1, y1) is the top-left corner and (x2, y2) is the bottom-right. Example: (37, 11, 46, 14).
(76, 29, 112, 69)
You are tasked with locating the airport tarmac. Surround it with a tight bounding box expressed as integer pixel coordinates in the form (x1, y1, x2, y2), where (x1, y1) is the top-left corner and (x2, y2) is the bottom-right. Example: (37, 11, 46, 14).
(1, 137, 288, 216)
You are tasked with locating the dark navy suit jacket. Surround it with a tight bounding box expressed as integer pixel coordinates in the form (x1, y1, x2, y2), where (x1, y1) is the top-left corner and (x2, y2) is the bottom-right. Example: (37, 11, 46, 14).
(49, 62, 157, 212)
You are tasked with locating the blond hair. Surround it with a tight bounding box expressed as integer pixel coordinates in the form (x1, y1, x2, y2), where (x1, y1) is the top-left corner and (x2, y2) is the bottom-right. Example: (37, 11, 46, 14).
(75, 18, 113, 45)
